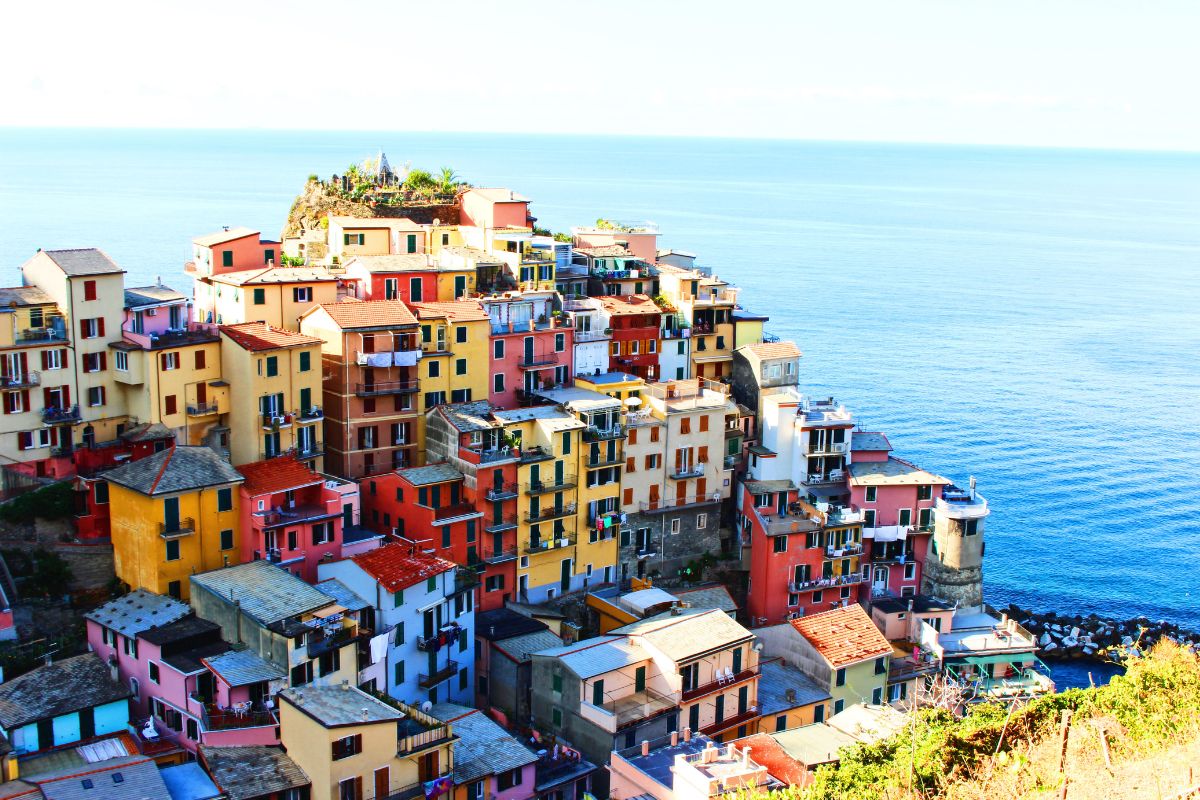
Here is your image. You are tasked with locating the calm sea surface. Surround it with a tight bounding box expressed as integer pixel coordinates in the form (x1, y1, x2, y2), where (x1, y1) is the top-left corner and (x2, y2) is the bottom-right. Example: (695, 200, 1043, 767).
(2, 129, 1199, 638)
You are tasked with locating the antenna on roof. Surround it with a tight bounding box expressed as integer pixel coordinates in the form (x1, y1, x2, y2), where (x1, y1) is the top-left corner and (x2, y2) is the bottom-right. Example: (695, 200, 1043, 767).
(222, 226, 230, 232)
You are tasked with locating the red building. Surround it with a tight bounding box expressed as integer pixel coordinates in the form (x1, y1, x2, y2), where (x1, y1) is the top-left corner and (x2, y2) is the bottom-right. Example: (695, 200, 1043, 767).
(73, 422, 175, 542)
(847, 432, 947, 600)
(236, 455, 345, 582)
(740, 478, 867, 627)
(482, 293, 573, 409)
(599, 294, 662, 381)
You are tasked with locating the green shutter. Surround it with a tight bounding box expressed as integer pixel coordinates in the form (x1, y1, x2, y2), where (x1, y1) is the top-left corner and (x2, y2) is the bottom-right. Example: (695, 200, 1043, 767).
(299, 351, 311, 371)
(407, 234, 417, 253)
(253, 288, 265, 305)
(344, 233, 351, 246)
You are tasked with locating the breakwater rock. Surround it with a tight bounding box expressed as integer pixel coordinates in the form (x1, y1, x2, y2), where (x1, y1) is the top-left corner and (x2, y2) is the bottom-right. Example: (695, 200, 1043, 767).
(1002, 603, 1200, 661)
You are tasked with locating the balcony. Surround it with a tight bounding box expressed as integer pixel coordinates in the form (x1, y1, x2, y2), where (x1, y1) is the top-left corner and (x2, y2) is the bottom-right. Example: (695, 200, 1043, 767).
(583, 424, 626, 442)
(699, 706, 759, 736)
(486, 482, 519, 501)
(261, 412, 293, 429)
(482, 544, 517, 563)
(0, 372, 39, 390)
(888, 658, 940, 684)
(518, 446, 554, 464)
(639, 493, 721, 514)
(307, 626, 355, 659)
(871, 549, 912, 565)
(355, 380, 420, 396)
(573, 328, 610, 343)
(159, 518, 196, 538)
(42, 405, 80, 425)
(431, 502, 480, 524)
(464, 446, 519, 465)
(294, 441, 324, 460)
(803, 472, 845, 487)
(518, 352, 559, 369)
(825, 543, 863, 558)
(525, 503, 577, 524)
(416, 623, 464, 653)
(937, 487, 989, 519)
(585, 454, 623, 469)
(417, 659, 459, 689)
(579, 686, 680, 733)
(788, 572, 868, 592)
(297, 407, 324, 423)
(523, 533, 576, 555)
(484, 516, 518, 534)
(680, 665, 760, 702)
(19, 326, 67, 343)
(187, 402, 219, 417)
(362, 691, 456, 756)
(668, 465, 706, 481)
(258, 504, 338, 528)
(525, 476, 577, 495)
(806, 441, 849, 456)
(202, 704, 278, 732)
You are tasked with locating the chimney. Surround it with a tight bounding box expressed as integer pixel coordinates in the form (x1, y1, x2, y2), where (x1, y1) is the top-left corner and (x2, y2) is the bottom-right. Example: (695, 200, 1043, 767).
(683, 727, 692, 742)
(362, 708, 370, 721)
(671, 731, 679, 747)
(726, 742, 737, 760)
(741, 747, 750, 770)
(342, 679, 350, 690)
(640, 740, 650, 756)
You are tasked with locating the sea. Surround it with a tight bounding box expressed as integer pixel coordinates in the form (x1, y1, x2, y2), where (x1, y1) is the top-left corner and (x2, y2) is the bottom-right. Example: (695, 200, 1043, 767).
(1, 129, 1197, 684)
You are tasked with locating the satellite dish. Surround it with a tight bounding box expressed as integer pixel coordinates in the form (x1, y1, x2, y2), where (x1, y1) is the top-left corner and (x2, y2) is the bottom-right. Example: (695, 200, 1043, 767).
(420, 701, 433, 713)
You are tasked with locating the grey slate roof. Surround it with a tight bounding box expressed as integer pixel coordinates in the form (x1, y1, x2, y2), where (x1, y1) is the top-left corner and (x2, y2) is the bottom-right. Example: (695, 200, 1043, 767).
(476, 608, 548, 641)
(532, 635, 647, 679)
(493, 630, 564, 663)
(119, 422, 175, 443)
(0, 653, 132, 729)
(610, 608, 754, 661)
(39, 249, 125, 277)
(105, 446, 244, 496)
(200, 746, 311, 800)
(315, 578, 371, 612)
(34, 756, 170, 800)
(851, 431, 892, 452)
(398, 463, 463, 486)
(278, 686, 399, 728)
(190, 561, 333, 626)
(124, 285, 187, 308)
(83, 589, 191, 640)
(756, 660, 831, 715)
(430, 705, 536, 784)
(204, 648, 286, 687)
(0, 780, 39, 799)
(0, 287, 54, 308)
(158, 762, 221, 800)
(668, 585, 738, 614)
(437, 401, 501, 433)
(139, 615, 222, 646)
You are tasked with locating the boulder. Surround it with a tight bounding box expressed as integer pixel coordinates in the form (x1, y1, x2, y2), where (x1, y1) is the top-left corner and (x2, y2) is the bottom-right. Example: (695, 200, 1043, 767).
(1039, 633, 1052, 646)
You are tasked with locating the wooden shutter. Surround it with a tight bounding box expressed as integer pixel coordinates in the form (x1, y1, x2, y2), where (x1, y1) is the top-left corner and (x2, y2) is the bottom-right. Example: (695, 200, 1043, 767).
(18, 432, 31, 450)
(18, 352, 27, 375)
(160, 353, 169, 371)
(700, 415, 709, 432)
(43, 388, 53, 408)
(628, 427, 637, 444)
(49, 427, 58, 446)
(675, 449, 683, 472)
(41, 351, 49, 369)
(98, 318, 105, 336)
(21, 391, 29, 411)
(623, 488, 633, 506)
(698, 446, 709, 464)
(696, 477, 707, 497)
(2, 394, 12, 414)
(681, 417, 690, 434)
(99, 353, 107, 371)
(63, 386, 70, 405)
(195, 350, 206, 369)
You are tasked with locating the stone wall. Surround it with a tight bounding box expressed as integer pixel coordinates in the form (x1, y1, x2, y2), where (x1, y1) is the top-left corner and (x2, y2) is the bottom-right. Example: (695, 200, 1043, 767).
(920, 551, 983, 608)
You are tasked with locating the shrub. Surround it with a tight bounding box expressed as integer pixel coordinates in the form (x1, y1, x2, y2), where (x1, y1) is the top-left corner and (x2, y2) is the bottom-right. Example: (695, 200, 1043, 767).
(0, 481, 74, 524)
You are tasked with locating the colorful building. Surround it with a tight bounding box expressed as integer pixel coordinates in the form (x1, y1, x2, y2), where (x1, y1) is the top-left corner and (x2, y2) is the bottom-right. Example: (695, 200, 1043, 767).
(343, 254, 476, 303)
(560, 297, 610, 378)
(656, 264, 739, 380)
(204, 266, 339, 330)
(326, 216, 426, 261)
(410, 300, 491, 463)
(430, 703, 538, 800)
(236, 454, 345, 582)
(609, 733, 778, 800)
(219, 322, 326, 470)
(298, 301, 421, 478)
(600, 294, 662, 381)
(481, 293, 573, 409)
(106, 445, 244, 600)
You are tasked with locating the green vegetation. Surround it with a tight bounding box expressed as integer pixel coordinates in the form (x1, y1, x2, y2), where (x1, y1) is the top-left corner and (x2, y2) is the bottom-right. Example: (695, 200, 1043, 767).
(1, 548, 74, 598)
(0, 481, 74, 524)
(553, 232, 573, 243)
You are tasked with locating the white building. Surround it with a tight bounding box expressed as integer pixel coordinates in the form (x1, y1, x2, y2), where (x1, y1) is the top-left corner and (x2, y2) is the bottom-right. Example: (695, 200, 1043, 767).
(562, 297, 610, 377)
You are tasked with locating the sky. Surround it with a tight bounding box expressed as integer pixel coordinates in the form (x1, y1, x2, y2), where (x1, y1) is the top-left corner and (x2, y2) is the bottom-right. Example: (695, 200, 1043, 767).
(2, 0, 1196, 151)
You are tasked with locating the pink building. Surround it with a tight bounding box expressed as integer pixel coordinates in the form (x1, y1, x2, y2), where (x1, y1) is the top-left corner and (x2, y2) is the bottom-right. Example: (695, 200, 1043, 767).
(483, 293, 574, 408)
(187, 227, 280, 277)
(236, 454, 345, 583)
(848, 432, 949, 600)
(459, 189, 532, 230)
(429, 704, 538, 800)
(85, 591, 284, 754)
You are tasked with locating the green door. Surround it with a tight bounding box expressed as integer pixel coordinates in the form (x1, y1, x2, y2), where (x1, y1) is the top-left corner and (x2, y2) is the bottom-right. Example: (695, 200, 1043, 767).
(732, 647, 742, 675)
(454, 275, 466, 298)
(635, 666, 646, 693)
(163, 497, 179, 533)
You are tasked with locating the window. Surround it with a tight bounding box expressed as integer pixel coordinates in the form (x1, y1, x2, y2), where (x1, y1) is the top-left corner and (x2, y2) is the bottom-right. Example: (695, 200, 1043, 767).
(43, 349, 64, 370)
(863, 509, 876, 528)
(871, 687, 883, 705)
(299, 351, 311, 371)
(428, 360, 441, 378)
(555, 333, 565, 352)
(917, 484, 933, 501)
(485, 574, 505, 592)
(332, 734, 362, 760)
(772, 535, 787, 553)
(264, 248, 275, 264)
(455, 326, 467, 343)
(165, 539, 180, 562)
(697, 513, 707, 529)
(219, 529, 234, 551)
(898, 508, 912, 527)
(645, 453, 661, 470)
(194, 349, 206, 370)
(552, 707, 563, 727)
(164, 395, 177, 415)
(217, 487, 233, 512)
(834, 699, 845, 715)
(493, 373, 505, 393)
(552, 672, 563, 693)
(904, 563, 916, 581)
(865, 486, 877, 502)
(221, 250, 234, 267)
(493, 339, 505, 359)
(84, 352, 105, 372)
(94, 482, 109, 504)
(455, 358, 467, 376)
(669, 518, 681, 535)
(964, 519, 979, 536)
(497, 769, 522, 792)
(266, 356, 278, 377)
(426, 576, 437, 592)
(776, 714, 788, 732)
(87, 386, 106, 407)
(160, 352, 179, 371)
(293, 287, 312, 303)
(148, 662, 160, 683)
(83, 280, 97, 300)
(81, 317, 103, 338)
(835, 668, 846, 686)
(253, 288, 266, 305)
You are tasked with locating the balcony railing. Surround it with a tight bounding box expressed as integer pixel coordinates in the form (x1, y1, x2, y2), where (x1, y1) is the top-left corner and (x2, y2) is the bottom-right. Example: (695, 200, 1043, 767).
(525, 476, 577, 495)
(525, 503, 577, 524)
(518, 446, 554, 464)
(159, 518, 196, 538)
(19, 326, 67, 343)
(484, 516, 518, 533)
(888, 658, 940, 684)
(668, 465, 706, 480)
(483, 544, 517, 563)
(639, 493, 721, 513)
(187, 402, 219, 417)
(431, 502, 480, 524)
(807, 441, 849, 456)
(465, 446, 519, 465)
(307, 626, 355, 659)
(523, 533, 576, 555)
(355, 380, 420, 396)
(42, 405, 81, 425)
(0, 372, 39, 390)
(583, 424, 626, 442)
(680, 665, 760, 702)
(297, 407, 324, 422)
(699, 706, 759, 736)
(585, 454, 623, 469)
(202, 704, 278, 732)
(580, 685, 679, 732)
(416, 623, 464, 653)
(417, 659, 459, 689)
(518, 352, 559, 369)
(261, 412, 293, 429)
(572, 328, 610, 342)
(825, 543, 863, 558)
(788, 573, 868, 592)
(486, 482, 519, 501)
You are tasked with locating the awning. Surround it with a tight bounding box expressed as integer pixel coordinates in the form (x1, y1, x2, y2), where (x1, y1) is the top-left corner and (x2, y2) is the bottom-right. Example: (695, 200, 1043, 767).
(312, 605, 346, 618)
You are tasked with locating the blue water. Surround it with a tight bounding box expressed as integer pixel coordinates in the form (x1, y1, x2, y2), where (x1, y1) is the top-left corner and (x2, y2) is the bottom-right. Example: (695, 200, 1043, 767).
(3, 129, 1199, 630)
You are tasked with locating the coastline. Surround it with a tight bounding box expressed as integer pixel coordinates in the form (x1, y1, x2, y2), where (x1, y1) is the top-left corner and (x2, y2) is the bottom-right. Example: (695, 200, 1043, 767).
(1002, 602, 1200, 663)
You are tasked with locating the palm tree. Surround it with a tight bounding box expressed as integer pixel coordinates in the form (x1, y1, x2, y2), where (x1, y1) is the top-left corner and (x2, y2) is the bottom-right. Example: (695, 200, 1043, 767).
(437, 166, 460, 195)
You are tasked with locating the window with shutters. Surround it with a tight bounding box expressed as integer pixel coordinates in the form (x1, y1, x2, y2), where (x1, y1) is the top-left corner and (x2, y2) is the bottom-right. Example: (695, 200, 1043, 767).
(160, 352, 179, 371)
(299, 351, 311, 371)
(164, 395, 177, 415)
(493, 339, 505, 359)
(625, 456, 635, 473)
(43, 349, 64, 370)
(623, 488, 633, 505)
(81, 318, 101, 338)
(650, 426, 660, 443)
(293, 287, 312, 303)
(700, 415, 709, 432)
(331, 734, 362, 760)
(194, 350, 206, 369)
(266, 356, 278, 377)
(493, 373, 504, 393)
(83, 280, 97, 301)
(680, 416, 691, 434)
(87, 386, 105, 407)
(628, 427, 637, 444)
(253, 288, 265, 305)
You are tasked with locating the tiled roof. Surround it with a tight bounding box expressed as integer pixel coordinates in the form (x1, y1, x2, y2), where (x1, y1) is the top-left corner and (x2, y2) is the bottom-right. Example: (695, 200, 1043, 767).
(735, 735, 810, 785)
(436, 401, 502, 433)
(139, 615, 222, 647)
(599, 294, 659, 316)
(0, 654, 132, 729)
(611, 609, 754, 662)
(315, 579, 371, 612)
(398, 463, 463, 487)
(311, 300, 417, 329)
(32, 755, 171, 800)
(533, 635, 647, 679)
(200, 746, 310, 800)
(847, 457, 949, 487)
(190, 561, 333, 626)
(790, 605, 891, 667)
(410, 300, 490, 322)
(440, 246, 505, 264)
(756, 660, 831, 715)
(39, 249, 124, 276)
(161, 641, 232, 676)
(346, 254, 432, 273)
(211, 267, 337, 285)
(204, 649, 286, 688)
(0, 779, 39, 799)
(236, 455, 322, 496)
(119, 422, 174, 443)
(124, 285, 187, 308)
(193, 227, 260, 247)
(669, 585, 738, 614)
(770, 724, 858, 766)
(740, 341, 801, 360)
(83, 589, 191, 640)
(476, 608, 549, 641)
(851, 431, 892, 453)
(430, 705, 536, 784)
(743, 479, 796, 495)
(350, 544, 455, 593)
(278, 686, 399, 728)
(493, 630, 563, 663)
(0, 286, 54, 308)
(105, 445, 243, 496)
(220, 321, 322, 352)
(827, 703, 908, 744)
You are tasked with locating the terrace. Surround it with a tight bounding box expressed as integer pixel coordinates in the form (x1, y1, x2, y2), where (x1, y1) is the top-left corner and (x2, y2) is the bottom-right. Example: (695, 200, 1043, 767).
(355, 380, 420, 396)
(523, 532, 576, 555)
(579, 685, 679, 733)
(42, 404, 81, 425)
(525, 502, 577, 524)
(639, 493, 721, 514)
(525, 475, 577, 495)
(0, 372, 39, 390)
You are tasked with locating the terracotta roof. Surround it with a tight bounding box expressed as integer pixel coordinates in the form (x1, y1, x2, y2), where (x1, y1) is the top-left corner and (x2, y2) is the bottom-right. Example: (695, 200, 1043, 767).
(350, 543, 455, 593)
(599, 294, 660, 316)
(741, 341, 802, 360)
(220, 322, 322, 352)
(790, 605, 891, 667)
(312, 300, 418, 329)
(236, 455, 323, 496)
(410, 300, 490, 322)
(735, 734, 810, 786)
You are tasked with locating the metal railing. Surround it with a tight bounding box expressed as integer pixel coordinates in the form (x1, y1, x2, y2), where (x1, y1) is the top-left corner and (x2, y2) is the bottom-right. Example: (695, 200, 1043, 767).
(42, 405, 80, 425)
(518, 352, 560, 369)
(788, 573, 867, 592)
(159, 518, 196, 537)
(307, 626, 355, 659)
(680, 665, 760, 702)
(523, 533, 577, 555)
(583, 424, 626, 442)
(525, 503, 577, 523)
(19, 326, 67, 343)
(355, 380, 420, 396)
(525, 476, 577, 495)
(484, 516, 518, 533)
(187, 402, 219, 416)
(431, 502, 479, 523)
(0, 372, 39, 389)
(639, 493, 721, 513)
(417, 659, 459, 689)
(486, 482, 519, 500)
(668, 465, 706, 480)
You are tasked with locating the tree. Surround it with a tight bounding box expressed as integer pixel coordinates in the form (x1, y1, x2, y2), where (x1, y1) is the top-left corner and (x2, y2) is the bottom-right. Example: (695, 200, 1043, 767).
(437, 166, 460, 195)
(405, 169, 437, 197)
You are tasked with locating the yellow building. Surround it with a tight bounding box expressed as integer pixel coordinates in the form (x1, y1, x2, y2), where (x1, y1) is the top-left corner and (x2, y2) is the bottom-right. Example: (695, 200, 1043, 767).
(327, 216, 426, 262)
(279, 685, 455, 800)
(202, 267, 340, 330)
(219, 322, 325, 470)
(410, 301, 491, 464)
(105, 445, 243, 600)
(656, 264, 740, 380)
(21, 249, 130, 447)
(754, 658, 833, 733)
(112, 286, 227, 447)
